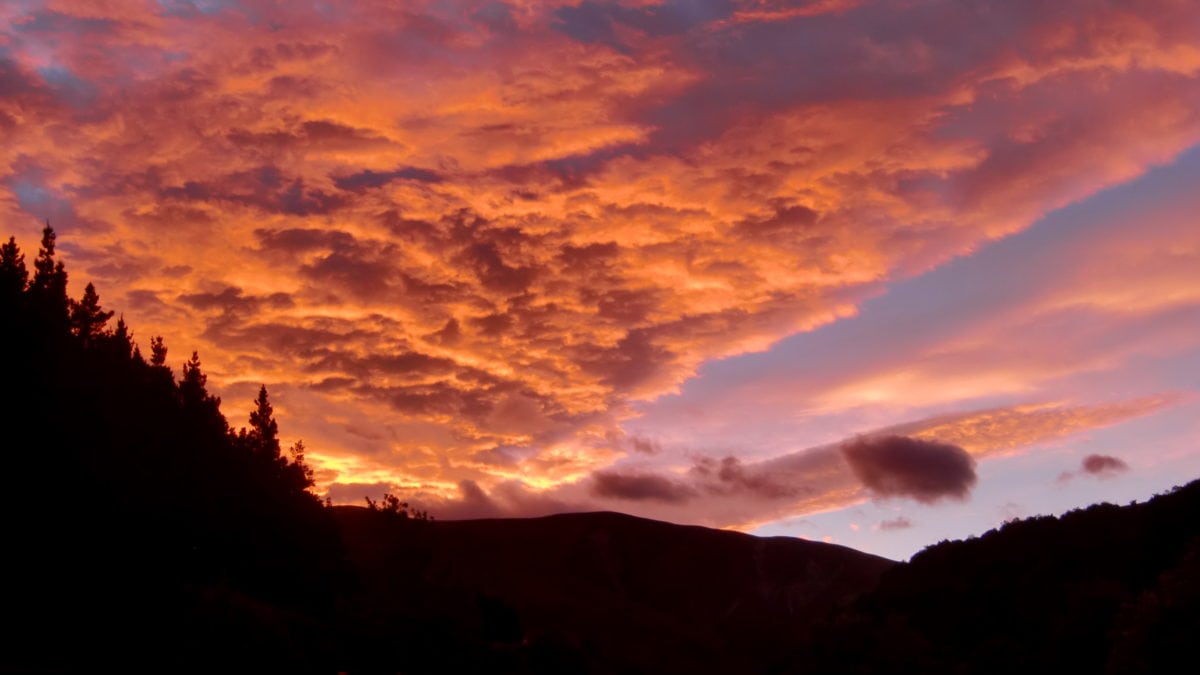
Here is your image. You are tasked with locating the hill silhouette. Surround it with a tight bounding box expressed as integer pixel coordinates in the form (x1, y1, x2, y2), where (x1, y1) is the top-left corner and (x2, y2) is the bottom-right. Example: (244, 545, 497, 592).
(798, 479, 1200, 674)
(335, 508, 892, 673)
(1, 226, 1197, 673)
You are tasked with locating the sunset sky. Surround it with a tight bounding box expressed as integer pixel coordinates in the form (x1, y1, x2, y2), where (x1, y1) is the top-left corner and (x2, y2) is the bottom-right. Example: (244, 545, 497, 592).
(3, 0, 1198, 559)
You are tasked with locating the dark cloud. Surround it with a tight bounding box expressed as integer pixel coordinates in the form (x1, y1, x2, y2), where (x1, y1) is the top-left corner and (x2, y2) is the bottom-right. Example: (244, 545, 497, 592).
(359, 381, 496, 419)
(552, 2, 624, 50)
(160, 165, 348, 216)
(333, 166, 443, 191)
(124, 289, 166, 310)
(426, 318, 461, 345)
(254, 227, 402, 298)
(690, 455, 807, 499)
(577, 329, 674, 391)
(592, 288, 662, 324)
(1082, 454, 1130, 477)
(590, 470, 697, 503)
(1057, 454, 1132, 483)
(300, 250, 397, 298)
(177, 286, 294, 314)
(879, 516, 914, 531)
(15, 10, 119, 35)
(300, 119, 381, 143)
(468, 311, 514, 336)
(307, 350, 458, 379)
(256, 227, 358, 253)
(207, 321, 364, 358)
(840, 435, 977, 504)
(309, 376, 356, 392)
(225, 120, 384, 152)
(558, 241, 620, 268)
(471, 2, 519, 34)
(451, 479, 501, 517)
(628, 0, 1030, 149)
(242, 42, 337, 72)
(733, 204, 820, 241)
(457, 240, 538, 294)
(627, 435, 660, 455)
(553, 0, 735, 51)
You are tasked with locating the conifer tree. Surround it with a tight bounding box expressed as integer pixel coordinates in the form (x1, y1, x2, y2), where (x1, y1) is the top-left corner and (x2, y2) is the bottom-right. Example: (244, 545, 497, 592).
(247, 385, 283, 465)
(287, 439, 316, 490)
(180, 351, 208, 403)
(150, 336, 168, 367)
(178, 351, 226, 437)
(70, 282, 114, 346)
(0, 236, 28, 301)
(29, 223, 69, 320)
(110, 316, 134, 360)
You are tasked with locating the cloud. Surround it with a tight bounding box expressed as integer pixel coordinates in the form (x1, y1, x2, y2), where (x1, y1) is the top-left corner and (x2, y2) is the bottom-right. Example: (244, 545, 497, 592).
(333, 166, 443, 191)
(1060, 453, 1131, 483)
(1081, 454, 1130, 476)
(690, 455, 807, 499)
(840, 435, 977, 504)
(626, 435, 661, 455)
(878, 516, 913, 531)
(886, 396, 1184, 458)
(177, 286, 294, 315)
(590, 470, 697, 503)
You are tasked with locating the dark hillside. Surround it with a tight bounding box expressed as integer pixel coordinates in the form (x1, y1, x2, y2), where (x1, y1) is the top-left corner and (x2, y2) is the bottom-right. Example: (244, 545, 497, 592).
(335, 508, 893, 673)
(798, 480, 1200, 674)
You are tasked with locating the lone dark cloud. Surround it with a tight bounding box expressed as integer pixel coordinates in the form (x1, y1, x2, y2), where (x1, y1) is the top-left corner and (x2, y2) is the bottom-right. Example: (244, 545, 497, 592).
(1082, 454, 1129, 477)
(590, 470, 697, 503)
(840, 435, 977, 504)
(1058, 454, 1131, 483)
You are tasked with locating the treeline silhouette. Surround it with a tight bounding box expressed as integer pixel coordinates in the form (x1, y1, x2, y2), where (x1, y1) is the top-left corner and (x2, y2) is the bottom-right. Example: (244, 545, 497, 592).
(1, 225, 1196, 673)
(796, 481, 1200, 674)
(1, 226, 347, 670)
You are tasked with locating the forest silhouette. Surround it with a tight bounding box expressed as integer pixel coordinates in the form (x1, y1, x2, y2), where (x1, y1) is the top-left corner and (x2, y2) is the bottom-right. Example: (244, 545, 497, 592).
(1, 226, 1196, 673)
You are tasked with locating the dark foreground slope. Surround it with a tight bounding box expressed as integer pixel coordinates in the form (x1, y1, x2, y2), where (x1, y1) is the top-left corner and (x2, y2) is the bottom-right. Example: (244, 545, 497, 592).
(798, 479, 1200, 675)
(335, 509, 893, 674)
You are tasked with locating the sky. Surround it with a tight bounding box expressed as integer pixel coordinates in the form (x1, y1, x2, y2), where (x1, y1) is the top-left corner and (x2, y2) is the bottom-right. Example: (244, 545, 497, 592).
(2, 0, 1198, 560)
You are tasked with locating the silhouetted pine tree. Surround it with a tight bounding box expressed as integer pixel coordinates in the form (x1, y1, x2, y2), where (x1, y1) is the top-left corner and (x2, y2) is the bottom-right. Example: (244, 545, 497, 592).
(28, 223, 69, 328)
(149, 335, 168, 367)
(287, 439, 316, 492)
(0, 236, 27, 302)
(246, 385, 282, 458)
(69, 281, 114, 346)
